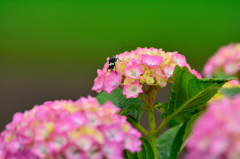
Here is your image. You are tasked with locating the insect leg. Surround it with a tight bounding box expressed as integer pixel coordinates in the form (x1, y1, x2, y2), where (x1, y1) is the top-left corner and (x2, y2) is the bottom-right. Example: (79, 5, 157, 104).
(116, 58, 123, 62)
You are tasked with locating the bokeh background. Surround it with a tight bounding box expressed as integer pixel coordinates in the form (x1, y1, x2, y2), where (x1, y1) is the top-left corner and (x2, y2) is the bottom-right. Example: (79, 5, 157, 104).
(1, 0, 240, 136)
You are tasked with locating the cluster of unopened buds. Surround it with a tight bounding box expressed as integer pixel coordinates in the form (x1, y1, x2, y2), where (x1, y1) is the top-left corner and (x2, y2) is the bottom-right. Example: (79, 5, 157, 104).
(203, 43, 240, 78)
(92, 47, 201, 98)
(0, 96, 141, 159)
(186, 95, 240, 159)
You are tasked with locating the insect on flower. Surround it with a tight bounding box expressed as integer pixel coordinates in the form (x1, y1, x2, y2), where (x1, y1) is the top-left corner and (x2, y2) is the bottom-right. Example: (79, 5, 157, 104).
(107, 46, 134, 74)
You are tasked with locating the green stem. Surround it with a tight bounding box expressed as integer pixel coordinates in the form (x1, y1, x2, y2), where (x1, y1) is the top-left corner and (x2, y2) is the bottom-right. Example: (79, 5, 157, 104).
(154, 118, 169, 136)
(134, 122, 149, 137)
(126, 116, 149, 137)
(139, 93, 149, 106)
(147, 109, 158, 159)
(141, 106, 149, 111)
(154, 103, 163, 109)
(139, 86, 160, 159)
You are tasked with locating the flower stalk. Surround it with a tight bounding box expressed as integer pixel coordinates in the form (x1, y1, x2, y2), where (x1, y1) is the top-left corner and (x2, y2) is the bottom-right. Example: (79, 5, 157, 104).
(139, 86, 159, 159)
(147, 108, 158, 159)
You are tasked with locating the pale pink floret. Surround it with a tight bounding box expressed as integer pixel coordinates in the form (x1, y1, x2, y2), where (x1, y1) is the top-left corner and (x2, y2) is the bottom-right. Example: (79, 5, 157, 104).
(163, 65, 175, 78)
(123, 81, 143, 98)
(223, 62, 239, 75)
(86, 145, 103, 159)
(0, 97, 141, 159)
(172, 52, 187, 67)
(32, 142, 49, 158)
(190, 69, 202, 79)
(48, 134, 68, 153)
(101, 124, 124, 142)
(186, 95, 240, 159)
(102, 142, 123, 159)
(124, 63, 144, 79)
(156, 75, 168, 87)
(6, 139, 20, 154)
(64, 145, 84, 159)
(203, 62, 215, 78)
(203, 43, 240, 77)
(103, 70, 122, 94)
(101, 101, 121, 115)
(128, 59, 141, 65)
(74, 136, 93, 151)
(124, 134, 142, 153)
(92, 69, 106, 93)
(141, 54, 163, 67)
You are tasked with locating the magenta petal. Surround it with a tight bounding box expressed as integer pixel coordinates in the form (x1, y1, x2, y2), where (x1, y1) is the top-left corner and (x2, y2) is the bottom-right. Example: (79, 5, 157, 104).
(163, 65, 175, 78)
(141, 54, 163, 67)
(92, 70, 106, 93)
(102, 142, 123, 159)
(172, 52, 187, 67)
(103, 70, 122, 94)
(123, 81, 143, 98)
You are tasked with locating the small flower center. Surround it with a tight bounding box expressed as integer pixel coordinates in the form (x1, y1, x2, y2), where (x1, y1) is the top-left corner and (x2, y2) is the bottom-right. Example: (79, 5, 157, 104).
(108, 131, 116, 139)
(131, 72, 136, 77)
(131, 87, 137, 92)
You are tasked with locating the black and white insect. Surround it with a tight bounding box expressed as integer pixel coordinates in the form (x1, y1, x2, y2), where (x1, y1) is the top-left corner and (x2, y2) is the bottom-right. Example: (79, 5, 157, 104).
(107, 55, 120, 72)
(107, 46, 134, 74)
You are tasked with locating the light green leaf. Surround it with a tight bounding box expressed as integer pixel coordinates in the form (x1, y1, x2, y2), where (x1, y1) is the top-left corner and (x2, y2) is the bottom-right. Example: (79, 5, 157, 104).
(161, 66, 230, 119)
(157, 125, 181, 159)
(169, 111, 203, 159)
(124, 137, 154, 159)
(220, 87, 240, 98)
(96, 88, 144, 122)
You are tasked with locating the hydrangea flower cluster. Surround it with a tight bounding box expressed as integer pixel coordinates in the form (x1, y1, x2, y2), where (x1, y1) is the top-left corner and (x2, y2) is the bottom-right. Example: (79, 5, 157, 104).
(92, 47, 201, 98)
(203, 43, 240, 78)
(0, 96, 141, 159)
(186, 95, 240, 159)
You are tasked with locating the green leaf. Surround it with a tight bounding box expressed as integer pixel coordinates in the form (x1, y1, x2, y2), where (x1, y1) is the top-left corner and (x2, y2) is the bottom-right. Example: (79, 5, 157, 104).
(119, 104, 142, 115)
(96, 88, 144, 122)
(124, 137, 154, 159)
(161, 66, 229, 119)
(169, 111, 203, 159)
(157, 125, 181, 159)
(220, 87, 240, 98)
(167, 117, 183, 128)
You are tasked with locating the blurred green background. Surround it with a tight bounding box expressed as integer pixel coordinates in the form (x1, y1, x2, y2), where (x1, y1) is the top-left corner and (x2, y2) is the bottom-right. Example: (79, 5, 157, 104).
(0, 0, 240, 131)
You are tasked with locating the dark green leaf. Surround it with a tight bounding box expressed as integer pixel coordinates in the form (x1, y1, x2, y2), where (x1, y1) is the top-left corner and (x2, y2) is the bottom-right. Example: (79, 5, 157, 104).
(124, 137, 154, 159)
(157, 125, 181, 159)
(120, 104, 142, 115)
(167, 117, 183, 128)
(96, 88, 144, 122)
(161, 66, 229, 119)
(124, 151, 138, 159)
(169, 111, 203, 159)
(220, 87, 240, 98)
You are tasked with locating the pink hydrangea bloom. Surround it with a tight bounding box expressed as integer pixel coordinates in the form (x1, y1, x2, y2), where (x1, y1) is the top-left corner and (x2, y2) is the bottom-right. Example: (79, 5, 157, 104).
(103, 70, 122, 94)
(0, 96, 141, 159)
(141, 54, 163, 67)
(171, 52, 187, 67)
(186, 95, 240, 159)
(123, 80, 143, 98)
(92, 47, 201, 98)
(124, 63, 144, 79)
(163, 65, 175, 78)
(203, 43, 240, 77)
